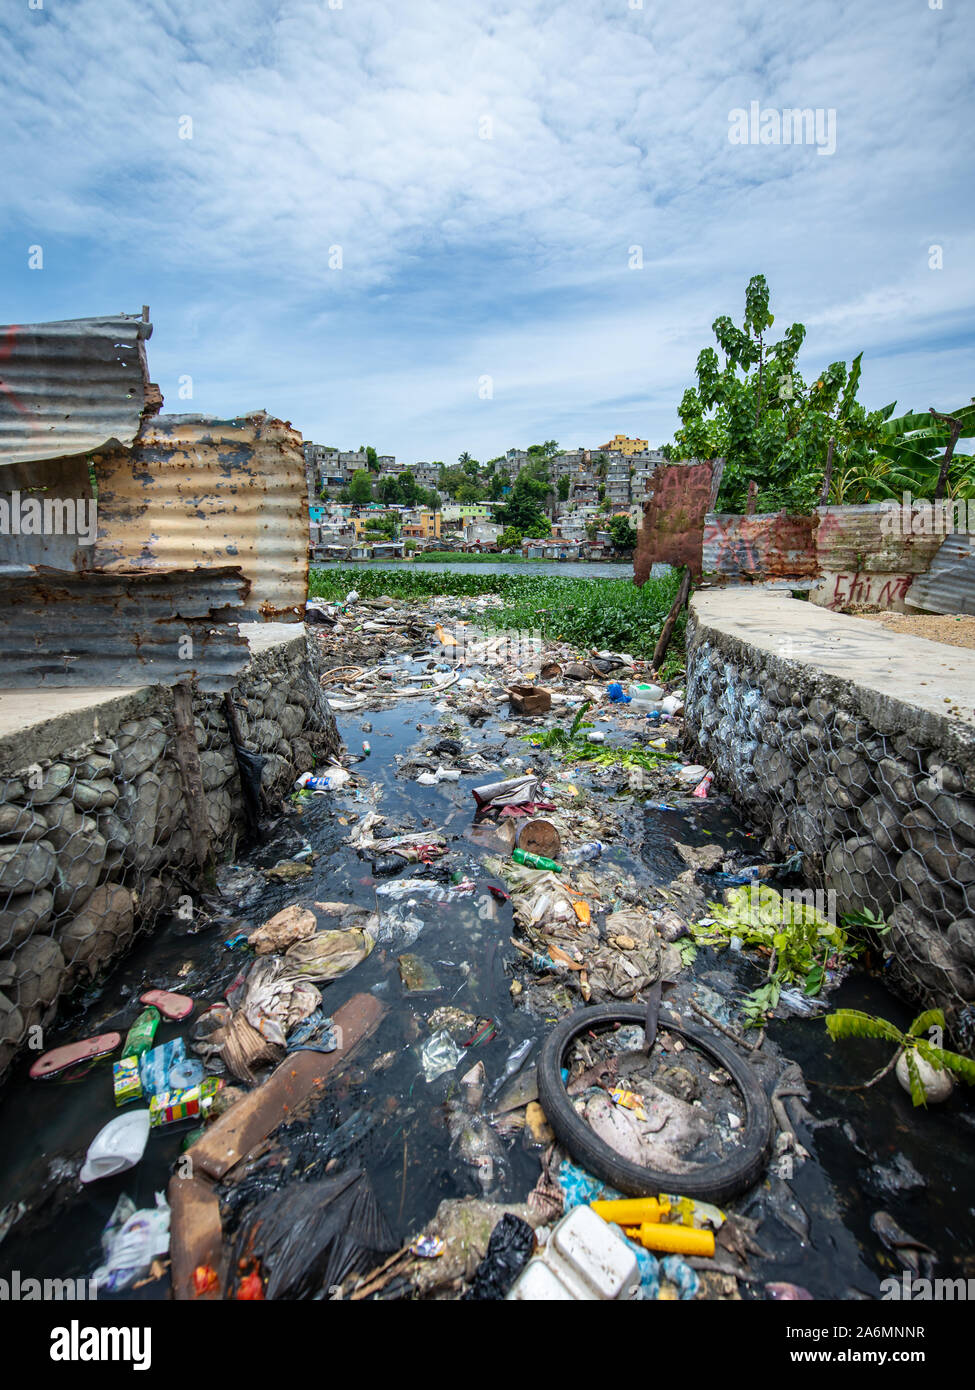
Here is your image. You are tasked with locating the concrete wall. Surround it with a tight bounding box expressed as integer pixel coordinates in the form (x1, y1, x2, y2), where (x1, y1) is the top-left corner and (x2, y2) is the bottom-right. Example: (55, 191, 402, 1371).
(0, 627, 339, 1082)
(683, 591, 975, 1044)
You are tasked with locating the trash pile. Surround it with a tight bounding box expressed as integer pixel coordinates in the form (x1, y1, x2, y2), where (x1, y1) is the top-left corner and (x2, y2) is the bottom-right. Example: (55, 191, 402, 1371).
(2, 586, 959, 1305)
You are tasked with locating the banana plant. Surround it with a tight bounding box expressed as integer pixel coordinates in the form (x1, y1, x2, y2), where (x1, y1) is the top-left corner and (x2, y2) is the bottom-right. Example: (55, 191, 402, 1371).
(825, 1007, 975, 1106)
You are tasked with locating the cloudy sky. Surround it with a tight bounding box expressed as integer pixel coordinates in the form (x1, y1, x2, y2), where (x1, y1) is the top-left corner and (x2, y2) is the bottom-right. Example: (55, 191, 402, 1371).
(1, 0, 971, 464)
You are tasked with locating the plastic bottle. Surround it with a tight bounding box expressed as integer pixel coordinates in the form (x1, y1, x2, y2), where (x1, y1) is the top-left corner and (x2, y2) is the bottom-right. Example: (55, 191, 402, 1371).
(512, 847, 563, 873)
(563, 841, 606, 866)
(590, 1197, 671, 1225)
(630, 1223, 715, 1257)
(692, 771, 714, 799)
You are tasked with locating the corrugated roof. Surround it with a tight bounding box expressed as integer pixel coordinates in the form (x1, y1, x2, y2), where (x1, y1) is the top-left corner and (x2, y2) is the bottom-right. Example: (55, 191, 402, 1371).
(906, 534, 975, 615)
(0, 567, 252, 690)
(92, 412, 310, 621)
(0, 312, 154, 468)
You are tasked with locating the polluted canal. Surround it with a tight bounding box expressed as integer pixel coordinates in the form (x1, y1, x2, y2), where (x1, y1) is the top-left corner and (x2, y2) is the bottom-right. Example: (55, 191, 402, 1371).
(0, 590, 972, 1302)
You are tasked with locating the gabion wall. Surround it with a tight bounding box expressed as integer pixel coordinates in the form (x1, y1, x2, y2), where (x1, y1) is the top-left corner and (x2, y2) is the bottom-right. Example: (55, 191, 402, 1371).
(0, 631, 338, 1082)
(684, 616, 975, 1051)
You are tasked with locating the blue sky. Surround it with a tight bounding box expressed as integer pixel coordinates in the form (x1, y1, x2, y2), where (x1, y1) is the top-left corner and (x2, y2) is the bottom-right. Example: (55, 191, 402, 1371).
(1, 0, 972, 464)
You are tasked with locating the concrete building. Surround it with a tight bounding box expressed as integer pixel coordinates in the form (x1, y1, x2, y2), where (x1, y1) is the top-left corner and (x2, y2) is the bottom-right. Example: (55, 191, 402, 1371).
(599, 433, 648, 456)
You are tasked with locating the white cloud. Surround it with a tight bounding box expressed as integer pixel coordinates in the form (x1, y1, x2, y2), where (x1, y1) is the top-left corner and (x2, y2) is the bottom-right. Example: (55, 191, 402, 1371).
(0, 0, 971, 460)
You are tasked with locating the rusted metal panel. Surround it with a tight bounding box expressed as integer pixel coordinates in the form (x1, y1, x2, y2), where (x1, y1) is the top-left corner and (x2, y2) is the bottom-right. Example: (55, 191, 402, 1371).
(0, 313, 155, 468)
(906, 535, 975, 615)
(815, 504, 943, 575)
(0, 568, 252, 690)
(92, 412, 309, 621)
(634, 461, 720, 582)
(0, 455, 95, 572)
(702, 512, 818, 579)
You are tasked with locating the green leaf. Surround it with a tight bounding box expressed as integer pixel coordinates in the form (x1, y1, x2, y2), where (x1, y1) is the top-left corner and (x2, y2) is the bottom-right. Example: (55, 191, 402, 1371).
(916, 1045, 975, 1086)
(907, 1008, 945, 1038)
(804, 964, 824, 996)
(825, 1009, 904, 1045)
(904, 1050, 928, 1108)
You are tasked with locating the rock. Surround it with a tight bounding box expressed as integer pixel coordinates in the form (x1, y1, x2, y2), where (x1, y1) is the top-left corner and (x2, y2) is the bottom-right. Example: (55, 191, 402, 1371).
(0, 839, 57, 893)
(206, 786, 236, 841)
(97, 811, 131, 854)
(888, 900, 975, 999)
(199, 749, 237, 793)
(0, 805, 49, 841)
(56, 883, 135, 985)
(410, 1198, 537, 1296)
(118, 772, 162, 867)
(0, 990, 25, 1080)
(251, 719, 284, 753)
(876, 757, 917, 806)
(824, 836, 896, 918)
(896, 851, 967, 925)
(116, 728, 169, 782)
(52, 829, 107, 914)
(25, 764, 72, 806)
(859, 794, 904, 854)
(279, 704, 306, 739)
(674, 843, 725, 872)
(64, 750, 114, 781)
(41, 798, 84, 850)
(70, 778, 119, 812)
(260, 753, 292, 796)
(8, 935, 65, 1011)
(0, 889, 54, 951)
(947, 918, 975, 966)
(155, 764, 185, 839)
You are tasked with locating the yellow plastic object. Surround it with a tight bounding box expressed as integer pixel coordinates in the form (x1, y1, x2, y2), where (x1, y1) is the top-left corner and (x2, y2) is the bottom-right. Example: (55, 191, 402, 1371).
(629, 1223, 715, 1257)
(590, 1197, 671, 1225)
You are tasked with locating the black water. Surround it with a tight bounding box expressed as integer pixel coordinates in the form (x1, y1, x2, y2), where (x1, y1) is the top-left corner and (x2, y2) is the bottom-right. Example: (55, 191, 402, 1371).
(0, 682, 971, 1301)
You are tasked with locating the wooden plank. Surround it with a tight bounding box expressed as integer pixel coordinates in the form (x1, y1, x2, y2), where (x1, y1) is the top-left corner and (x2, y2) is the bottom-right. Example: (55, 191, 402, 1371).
(184, 992, 386, 1181)
(168, 1173, 224, 1301)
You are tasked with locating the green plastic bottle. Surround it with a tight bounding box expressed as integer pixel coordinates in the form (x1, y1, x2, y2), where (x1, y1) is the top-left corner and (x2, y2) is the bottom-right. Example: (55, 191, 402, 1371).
(512, 847, 563, 872)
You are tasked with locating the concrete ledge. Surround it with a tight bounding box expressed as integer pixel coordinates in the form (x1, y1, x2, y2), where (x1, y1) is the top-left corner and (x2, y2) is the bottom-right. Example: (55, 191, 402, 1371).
(689, 591, 975, 776)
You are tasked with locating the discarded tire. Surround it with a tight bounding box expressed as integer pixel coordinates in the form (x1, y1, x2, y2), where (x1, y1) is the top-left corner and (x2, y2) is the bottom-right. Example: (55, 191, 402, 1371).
(536, 1003, 773, 1203)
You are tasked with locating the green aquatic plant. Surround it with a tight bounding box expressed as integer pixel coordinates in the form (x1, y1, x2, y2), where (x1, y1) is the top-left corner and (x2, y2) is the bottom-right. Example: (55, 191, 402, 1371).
(691, 884, 850, 1028)
(824, 1006, 975, 1107)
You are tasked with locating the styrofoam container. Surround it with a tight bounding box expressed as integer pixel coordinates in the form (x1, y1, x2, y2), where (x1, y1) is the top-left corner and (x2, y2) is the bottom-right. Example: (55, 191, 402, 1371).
(507, 1205, 640, 1301)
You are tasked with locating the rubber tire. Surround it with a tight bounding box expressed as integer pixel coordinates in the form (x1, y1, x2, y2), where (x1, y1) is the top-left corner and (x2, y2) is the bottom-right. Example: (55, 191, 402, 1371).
(536, 1002, 773, 1203)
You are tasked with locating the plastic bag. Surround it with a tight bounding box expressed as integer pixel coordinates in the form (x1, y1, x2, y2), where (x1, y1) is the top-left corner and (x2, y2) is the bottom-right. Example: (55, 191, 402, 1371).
(139, 1039, 186, 1099)
(235, 1168, 396, 1299)
(463, 1214, 535, 1300)
(92, 1193, 170, 1293)
(420, 1030, 463, 1083)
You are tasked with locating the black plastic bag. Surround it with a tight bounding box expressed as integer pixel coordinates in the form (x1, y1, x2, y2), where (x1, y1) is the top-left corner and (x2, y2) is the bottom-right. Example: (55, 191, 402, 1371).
(233, 745, 265, 836)
(235, 1168, 397, 1299)
(463, 1213, 535, 1300)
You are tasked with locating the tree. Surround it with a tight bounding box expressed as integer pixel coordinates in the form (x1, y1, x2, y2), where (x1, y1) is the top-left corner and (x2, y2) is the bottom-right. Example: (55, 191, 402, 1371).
(459, 453, 480, 479)
(557, 476, 570, 501)
(439, 465, 467, 498)
(378, 475, 402, 504)
(488, 468, 511, 501)
(349, 470, 374, 504)
(608, 514, 638, 550)
(496, 469, 551, 536)
(365, 446, 379, 473)
(455, 480, 485, 504)
(498, 525, 523, 550)
(398, 469, 419, 506)
(673, 274, 888, 513)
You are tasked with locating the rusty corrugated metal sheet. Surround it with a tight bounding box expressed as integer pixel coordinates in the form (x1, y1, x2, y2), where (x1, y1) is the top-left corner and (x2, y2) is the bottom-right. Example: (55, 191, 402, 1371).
(0, 313, 154, 468)
(815, 504, 943, 574)
(634, 461, 721, 582)
(702, 512, 818, 579)
(0, 568, 252, 690)
(906, 534, 975, 615)
(92, 412, 309, 621)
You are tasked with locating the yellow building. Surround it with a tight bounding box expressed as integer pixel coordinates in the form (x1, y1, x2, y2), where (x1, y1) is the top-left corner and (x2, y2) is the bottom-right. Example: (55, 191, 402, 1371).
(599, 433, 647, 456)
(402, 509, 441, 540)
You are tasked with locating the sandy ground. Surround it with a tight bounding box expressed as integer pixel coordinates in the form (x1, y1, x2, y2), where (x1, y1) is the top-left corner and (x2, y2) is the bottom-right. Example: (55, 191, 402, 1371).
(855, 611, 975, 651)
